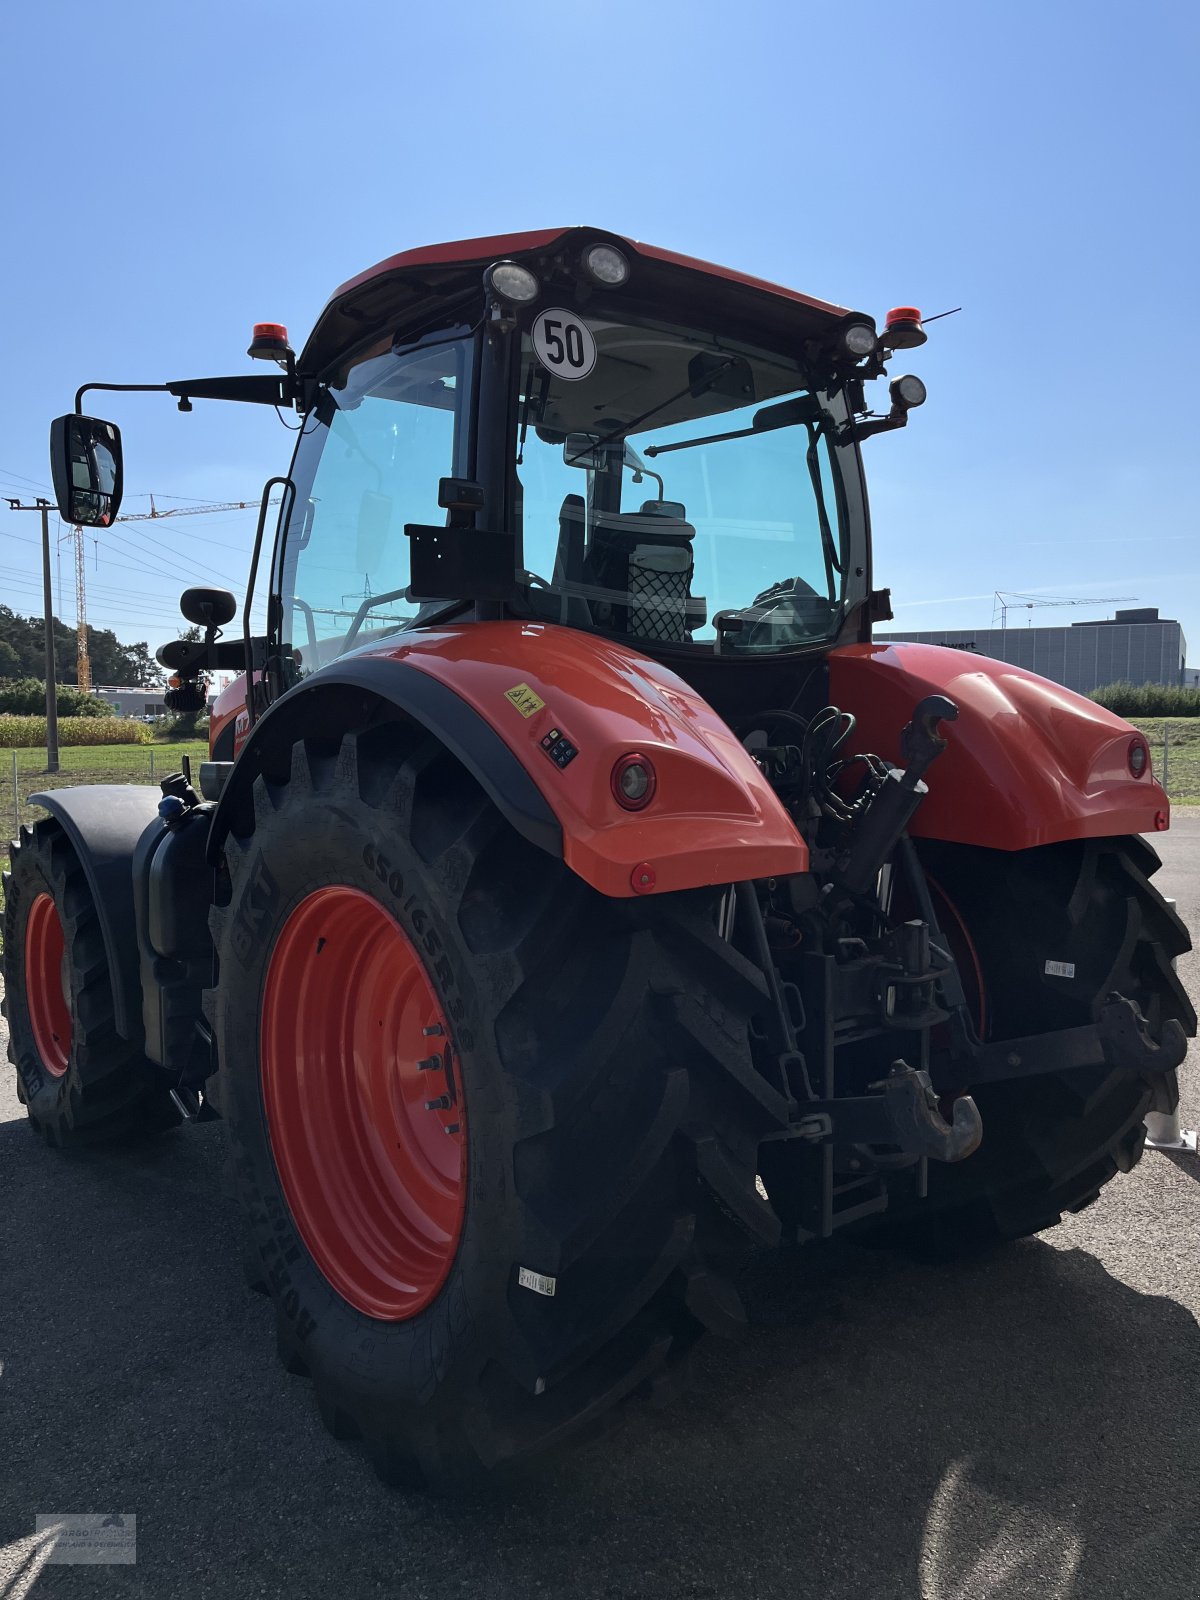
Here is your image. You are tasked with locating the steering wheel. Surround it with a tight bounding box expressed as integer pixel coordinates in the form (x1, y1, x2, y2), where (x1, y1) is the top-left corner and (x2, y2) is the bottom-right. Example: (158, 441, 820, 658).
(738, 578, 827, 650)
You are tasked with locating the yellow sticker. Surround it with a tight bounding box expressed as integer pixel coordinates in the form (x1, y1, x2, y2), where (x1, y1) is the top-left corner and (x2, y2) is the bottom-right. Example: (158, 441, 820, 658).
(504, 683, 545, 719)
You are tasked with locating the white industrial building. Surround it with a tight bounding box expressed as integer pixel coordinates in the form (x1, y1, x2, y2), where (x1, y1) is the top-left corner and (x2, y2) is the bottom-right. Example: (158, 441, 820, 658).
(93, 685, 170, 719)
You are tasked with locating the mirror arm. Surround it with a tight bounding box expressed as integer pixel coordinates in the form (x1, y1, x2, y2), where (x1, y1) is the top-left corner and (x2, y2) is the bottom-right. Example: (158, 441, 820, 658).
(837, 409, 912, 446)
(75, 374, 300, 416)
(157, 637, 255, 674)
(75, 380, 172, 414)
(165, 374, 295, 411)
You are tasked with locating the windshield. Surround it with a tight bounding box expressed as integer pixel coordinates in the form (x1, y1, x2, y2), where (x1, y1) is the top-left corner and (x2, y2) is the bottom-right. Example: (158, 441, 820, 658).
(514, 311, 850, 653)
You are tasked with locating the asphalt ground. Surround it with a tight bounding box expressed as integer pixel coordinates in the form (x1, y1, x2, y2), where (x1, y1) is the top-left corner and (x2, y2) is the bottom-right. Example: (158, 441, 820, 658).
(2, 821, 1199, 1600)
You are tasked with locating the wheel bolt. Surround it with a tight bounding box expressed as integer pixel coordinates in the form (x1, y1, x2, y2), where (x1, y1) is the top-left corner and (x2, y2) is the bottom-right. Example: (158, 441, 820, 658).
(424, 1095, 452, 1111)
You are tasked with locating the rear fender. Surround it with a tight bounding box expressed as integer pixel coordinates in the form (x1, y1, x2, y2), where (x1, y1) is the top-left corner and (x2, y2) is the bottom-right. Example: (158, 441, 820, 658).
(209, 621, 806, 897)
(27, 786, 162, 1040)
(829, 642, 1170, 850)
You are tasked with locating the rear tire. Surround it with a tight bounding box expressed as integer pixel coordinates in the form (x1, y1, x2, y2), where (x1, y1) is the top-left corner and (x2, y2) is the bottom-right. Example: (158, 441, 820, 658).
(208, 724, 782, 1489)
(879, 834, 1194, 1253)
(2, 819, 179, 1145)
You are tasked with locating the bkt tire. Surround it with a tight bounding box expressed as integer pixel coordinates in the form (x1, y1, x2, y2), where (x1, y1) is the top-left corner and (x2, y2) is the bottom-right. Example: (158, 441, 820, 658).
(2, 819, 178, 1145)
(207, 724, 779, 1490)
(882, 834, 1194, 1252)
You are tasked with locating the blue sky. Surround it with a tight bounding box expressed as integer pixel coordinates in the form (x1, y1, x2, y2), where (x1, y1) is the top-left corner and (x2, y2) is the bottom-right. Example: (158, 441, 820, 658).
(1, 0, 1196, 666)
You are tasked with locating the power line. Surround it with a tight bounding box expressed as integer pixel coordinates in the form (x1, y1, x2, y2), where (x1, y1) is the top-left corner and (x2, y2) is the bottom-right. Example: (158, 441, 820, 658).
(0, 559, 231, 610)
(0, 466, 53, 492)
(0, 587, 194, 631)
(93, 522, 233, 588)
(0, 565, 208, 610)
(7, 480, 263, 653)
(106, 517, 244, 584)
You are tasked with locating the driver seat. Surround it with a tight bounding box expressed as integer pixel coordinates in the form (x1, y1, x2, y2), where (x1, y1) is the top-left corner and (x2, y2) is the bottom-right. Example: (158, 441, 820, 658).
(581, 501, 702, 642)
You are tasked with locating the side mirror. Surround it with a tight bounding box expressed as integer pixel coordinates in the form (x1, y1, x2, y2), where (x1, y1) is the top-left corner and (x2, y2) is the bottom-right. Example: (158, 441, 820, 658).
(180, 587, 237, 630)
(50, 415, 123, 526)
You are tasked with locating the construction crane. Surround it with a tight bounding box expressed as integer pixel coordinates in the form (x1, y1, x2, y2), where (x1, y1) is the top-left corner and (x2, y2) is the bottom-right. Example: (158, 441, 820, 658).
(116, 493, 258, 520)
(66, 496, 258, 689)
(992, 591, 1139, 630)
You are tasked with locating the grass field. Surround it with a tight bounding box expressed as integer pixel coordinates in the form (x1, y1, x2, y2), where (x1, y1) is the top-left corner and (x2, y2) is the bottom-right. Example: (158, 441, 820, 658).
(0, 743, 208, 952)
(1129, 718, 1200, 803)
(0, 741, 209, 839)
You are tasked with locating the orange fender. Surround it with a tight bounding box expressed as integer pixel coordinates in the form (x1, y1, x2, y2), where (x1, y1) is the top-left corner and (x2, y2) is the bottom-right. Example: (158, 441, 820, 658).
(356, 622, 806, 897)
(829, 642, 1169, 850)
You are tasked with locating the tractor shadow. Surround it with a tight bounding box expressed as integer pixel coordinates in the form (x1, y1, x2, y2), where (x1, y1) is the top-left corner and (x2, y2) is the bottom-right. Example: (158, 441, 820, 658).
(1160, 1145, 1200, 1183)
(2, 1102, 1200, 1600)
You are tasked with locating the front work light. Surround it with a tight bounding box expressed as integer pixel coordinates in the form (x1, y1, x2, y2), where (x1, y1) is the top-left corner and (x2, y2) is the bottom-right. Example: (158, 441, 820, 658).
(839, 319, 878, 360)
(582, 244, 630, 286)
(485, 261, 540, 304)
(890, 374, 927, 410)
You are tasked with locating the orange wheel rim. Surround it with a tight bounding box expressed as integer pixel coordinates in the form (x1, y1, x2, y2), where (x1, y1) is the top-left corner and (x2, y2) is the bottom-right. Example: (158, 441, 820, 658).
(260, 886, 467, 1320)
(925, 873, 989, 1039)
(24, 893, 71, 1077)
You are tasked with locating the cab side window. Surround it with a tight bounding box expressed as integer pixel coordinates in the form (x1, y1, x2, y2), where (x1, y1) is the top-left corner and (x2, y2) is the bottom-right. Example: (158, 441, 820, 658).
(279, 333, 473, 672)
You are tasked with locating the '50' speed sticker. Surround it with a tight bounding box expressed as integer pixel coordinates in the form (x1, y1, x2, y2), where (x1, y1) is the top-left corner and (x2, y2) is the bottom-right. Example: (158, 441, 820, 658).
(532, 308, 597, 380)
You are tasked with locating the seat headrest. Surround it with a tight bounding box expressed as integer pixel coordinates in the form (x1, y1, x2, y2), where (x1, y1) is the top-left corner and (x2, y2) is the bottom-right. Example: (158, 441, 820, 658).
(593, 509, 695, 544)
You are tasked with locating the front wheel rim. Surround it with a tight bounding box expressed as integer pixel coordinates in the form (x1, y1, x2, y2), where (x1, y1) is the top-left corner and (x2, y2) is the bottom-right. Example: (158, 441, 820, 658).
(260, 885, 467, 1320)
(25, 893, 71, 1077)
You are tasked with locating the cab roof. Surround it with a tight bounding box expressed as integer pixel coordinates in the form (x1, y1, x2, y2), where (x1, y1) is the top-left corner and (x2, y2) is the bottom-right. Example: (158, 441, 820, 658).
(300, 227, 858, 378)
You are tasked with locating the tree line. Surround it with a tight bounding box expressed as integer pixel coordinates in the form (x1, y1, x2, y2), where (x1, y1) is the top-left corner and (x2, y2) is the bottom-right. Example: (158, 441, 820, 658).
(0, 604, 155, 686)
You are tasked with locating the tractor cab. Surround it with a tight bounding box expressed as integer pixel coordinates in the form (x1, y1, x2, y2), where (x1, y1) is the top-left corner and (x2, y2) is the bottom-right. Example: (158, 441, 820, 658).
(269, 230, 922, 699)
(53, 228, 929, 727)
(279, 295, 858, 674)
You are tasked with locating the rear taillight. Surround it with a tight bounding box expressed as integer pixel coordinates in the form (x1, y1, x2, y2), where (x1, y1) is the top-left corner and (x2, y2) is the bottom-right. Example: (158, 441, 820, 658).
(611, 753, 656, 811)
(1128, 737, 1149, 779)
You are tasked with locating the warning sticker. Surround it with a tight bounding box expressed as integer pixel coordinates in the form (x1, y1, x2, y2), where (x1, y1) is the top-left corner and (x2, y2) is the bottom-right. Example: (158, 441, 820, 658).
(531, 308, 597, 381)
(518, 1266, 557, 1297)
(505, 683, 545, 719)
(1045, 960, 1076, 979)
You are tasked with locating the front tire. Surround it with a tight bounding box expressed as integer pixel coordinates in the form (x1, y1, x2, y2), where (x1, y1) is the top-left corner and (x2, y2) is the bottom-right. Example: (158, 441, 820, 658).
(2, 819, 178, 1145)
(208, 723, 781, 1489)
(883, 834, 1194, 1251)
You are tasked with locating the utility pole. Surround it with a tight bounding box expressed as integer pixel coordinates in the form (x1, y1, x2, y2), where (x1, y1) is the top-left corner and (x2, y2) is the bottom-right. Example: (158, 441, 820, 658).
(5, 497, 60, 772)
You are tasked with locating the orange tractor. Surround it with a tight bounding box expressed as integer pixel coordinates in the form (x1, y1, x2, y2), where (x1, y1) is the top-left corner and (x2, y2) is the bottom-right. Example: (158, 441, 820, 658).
(4, 229, 1192, 1489)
